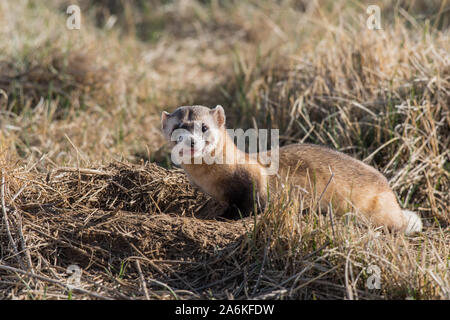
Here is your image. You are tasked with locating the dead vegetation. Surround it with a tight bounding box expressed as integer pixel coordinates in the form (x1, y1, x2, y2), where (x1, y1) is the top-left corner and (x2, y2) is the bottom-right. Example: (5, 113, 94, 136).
(0, 160, 448, 299)
(0, 0, 449, 299)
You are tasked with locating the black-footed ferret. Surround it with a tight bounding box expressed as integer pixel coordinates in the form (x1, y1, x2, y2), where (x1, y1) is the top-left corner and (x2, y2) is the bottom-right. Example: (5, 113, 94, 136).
(161, 105, 422, 235)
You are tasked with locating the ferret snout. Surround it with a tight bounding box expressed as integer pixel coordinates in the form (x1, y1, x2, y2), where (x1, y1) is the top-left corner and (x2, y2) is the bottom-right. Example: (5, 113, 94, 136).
(175, 130, 205, 151)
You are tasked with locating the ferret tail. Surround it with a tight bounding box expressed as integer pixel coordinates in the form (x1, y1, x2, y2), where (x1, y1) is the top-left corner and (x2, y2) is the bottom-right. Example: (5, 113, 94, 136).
(402, 210, 423, 235)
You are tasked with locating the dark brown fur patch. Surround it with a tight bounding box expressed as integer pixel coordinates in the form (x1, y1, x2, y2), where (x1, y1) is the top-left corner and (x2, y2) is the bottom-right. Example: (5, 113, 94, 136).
(220, 167, 266, 219)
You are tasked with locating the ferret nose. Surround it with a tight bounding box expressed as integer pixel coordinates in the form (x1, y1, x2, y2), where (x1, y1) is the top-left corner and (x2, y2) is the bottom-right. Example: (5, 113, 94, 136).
(190, 140, 195, 148)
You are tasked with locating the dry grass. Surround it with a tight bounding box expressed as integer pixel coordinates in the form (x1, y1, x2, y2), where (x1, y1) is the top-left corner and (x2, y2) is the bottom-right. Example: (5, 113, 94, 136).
(0, 0, 449, 299)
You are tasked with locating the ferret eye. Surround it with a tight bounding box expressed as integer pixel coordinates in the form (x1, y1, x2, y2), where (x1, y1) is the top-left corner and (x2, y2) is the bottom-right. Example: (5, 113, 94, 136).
(202, 124, 208, 132)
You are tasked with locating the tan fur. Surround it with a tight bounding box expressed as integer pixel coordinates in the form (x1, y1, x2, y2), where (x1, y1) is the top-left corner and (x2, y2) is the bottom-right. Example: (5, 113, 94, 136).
(183, 129, 267, 211)
(161, 105, 422, 233)
(269, 144, 408, 231)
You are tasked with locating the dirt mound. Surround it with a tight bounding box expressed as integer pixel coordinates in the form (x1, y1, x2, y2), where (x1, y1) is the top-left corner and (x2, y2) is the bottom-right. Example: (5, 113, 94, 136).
(40, 162, 224, 217)
(1, 161, 448, 300)
(1, 162, 250, 299)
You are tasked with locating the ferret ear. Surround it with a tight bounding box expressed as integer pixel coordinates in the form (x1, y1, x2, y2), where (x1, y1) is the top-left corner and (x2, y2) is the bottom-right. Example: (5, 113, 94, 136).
(161, 111, 171, 130)
(211, 105, 225, 127)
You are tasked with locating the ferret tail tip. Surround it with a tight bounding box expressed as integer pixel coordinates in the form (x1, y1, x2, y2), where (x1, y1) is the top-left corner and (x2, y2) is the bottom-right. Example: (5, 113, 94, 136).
(402, 210, 423, 235)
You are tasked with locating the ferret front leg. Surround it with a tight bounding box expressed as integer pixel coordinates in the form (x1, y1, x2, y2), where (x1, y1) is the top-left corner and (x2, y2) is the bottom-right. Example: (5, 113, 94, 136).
(220, 204, 243, 220)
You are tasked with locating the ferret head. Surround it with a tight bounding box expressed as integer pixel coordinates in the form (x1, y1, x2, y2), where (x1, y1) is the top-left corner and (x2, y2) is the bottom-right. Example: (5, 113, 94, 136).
(161, 105, 225, 162)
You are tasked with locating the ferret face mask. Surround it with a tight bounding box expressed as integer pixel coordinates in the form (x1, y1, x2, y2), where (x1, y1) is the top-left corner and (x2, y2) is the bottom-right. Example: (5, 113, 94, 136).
(161, 105, 225, 164)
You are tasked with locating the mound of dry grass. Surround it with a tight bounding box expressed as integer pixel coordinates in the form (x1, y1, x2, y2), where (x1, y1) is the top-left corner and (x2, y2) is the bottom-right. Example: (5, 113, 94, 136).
(0, 160, 448, 299)
(0, 160, 240, 299)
